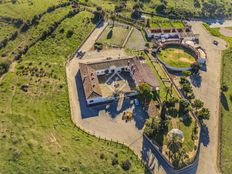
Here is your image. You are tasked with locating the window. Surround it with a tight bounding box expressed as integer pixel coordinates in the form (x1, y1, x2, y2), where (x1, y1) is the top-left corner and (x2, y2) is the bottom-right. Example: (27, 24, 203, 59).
(89, 100, 94, 103)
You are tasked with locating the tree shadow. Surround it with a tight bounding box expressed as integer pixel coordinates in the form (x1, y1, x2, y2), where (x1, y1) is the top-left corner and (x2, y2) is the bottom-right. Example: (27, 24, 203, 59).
(190, 74, 202, 88)
(200, 64, 207, 72)
(182, 114, 192, 127)
(200, 124, 209, 147)
(107, 29, 113, 39)
(141, 135, 164, 173)
(221, 92, 229, 111)
(132, 105, 148, 130)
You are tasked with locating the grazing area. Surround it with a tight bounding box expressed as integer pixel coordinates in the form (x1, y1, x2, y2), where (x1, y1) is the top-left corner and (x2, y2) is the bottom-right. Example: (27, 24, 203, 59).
(0, 5, 73, 59)
(125, 28, 145, 50)
(0, 0, 68, 20)
(203, 24, 232, 174)
(0, 11, 145, 173)
(0, 22, 17, 40)
(97, 25, 130, 47)
(158, 45, 196, 68)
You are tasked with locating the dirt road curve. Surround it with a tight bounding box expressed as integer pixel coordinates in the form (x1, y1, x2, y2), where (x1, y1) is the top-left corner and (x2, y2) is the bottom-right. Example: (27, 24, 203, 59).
(190, 22, 227, 174)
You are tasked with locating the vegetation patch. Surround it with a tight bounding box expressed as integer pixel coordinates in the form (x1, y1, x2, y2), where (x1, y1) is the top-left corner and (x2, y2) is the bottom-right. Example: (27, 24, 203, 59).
(0, 11, 145, 173)
(158, 45, 196, 68)
(97, 24, 130, 47)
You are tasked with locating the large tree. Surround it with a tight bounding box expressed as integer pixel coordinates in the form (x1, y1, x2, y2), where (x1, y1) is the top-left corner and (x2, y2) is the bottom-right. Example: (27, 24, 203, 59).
(136, 83, 152, 105)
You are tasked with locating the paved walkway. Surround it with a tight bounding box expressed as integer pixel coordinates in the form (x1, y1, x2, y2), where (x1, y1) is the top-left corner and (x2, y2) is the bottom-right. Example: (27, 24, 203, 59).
(190, 21, 227, 174)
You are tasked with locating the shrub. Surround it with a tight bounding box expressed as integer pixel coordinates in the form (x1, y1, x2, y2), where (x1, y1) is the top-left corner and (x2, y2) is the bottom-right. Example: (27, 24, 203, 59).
(47, 6, 55, 13)
(121, 160, 131, 171)
(100, 153, 105, 159)
(66, 30, 74, 38)
(20, 23, 29, 32)
(111, 158, 118, 166)
(182, 70, 192, 77)
(0, 60, 11, 76)
(221, 84, 229, 92)
(59, 28, 65, 33)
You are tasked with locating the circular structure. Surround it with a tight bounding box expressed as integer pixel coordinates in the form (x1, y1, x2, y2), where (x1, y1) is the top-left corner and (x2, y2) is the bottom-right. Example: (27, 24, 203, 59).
(168, 128, 185, 142)
(156, 42, 200, 71)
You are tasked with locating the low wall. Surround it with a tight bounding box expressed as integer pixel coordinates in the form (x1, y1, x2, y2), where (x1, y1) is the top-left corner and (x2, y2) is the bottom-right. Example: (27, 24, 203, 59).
(144, 135, 200, 174)
(155, 42, 201, 72)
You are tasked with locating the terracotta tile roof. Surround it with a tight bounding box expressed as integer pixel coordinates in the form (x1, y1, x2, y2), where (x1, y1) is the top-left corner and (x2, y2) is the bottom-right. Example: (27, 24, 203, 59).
(79, 63, 102, 99)
(79, 56, 160, 100)
(130, 57, 159, 88)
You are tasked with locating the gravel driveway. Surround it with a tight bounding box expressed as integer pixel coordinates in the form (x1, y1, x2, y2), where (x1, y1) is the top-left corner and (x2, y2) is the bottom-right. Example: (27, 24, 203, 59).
(190, 21, 227, 174)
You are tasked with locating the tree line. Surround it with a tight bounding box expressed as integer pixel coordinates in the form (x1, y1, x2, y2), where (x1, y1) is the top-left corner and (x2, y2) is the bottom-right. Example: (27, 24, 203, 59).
(0, 1, 72, 51)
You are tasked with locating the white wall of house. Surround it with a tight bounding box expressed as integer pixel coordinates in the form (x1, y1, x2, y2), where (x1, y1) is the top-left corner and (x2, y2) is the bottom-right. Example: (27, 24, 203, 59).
(146, 32, 162, 38)
(96, 66, 130, 76)
(87, 96, 115, 105)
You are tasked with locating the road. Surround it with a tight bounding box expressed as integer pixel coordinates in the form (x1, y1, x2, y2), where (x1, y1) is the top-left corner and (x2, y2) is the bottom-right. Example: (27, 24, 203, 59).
(190, 21, 227, 174)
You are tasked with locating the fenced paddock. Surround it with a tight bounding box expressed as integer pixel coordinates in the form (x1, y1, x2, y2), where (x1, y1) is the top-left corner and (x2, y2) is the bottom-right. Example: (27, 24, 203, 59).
(97, 22, 131, 48)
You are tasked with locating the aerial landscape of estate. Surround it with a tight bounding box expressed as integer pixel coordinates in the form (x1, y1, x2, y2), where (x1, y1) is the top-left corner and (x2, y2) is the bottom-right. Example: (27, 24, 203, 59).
(0, 0, 232, 174)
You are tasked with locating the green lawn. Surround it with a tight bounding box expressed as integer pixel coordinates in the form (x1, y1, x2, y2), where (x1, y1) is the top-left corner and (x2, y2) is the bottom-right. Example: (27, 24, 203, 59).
(150, 22, 160, 29)
(171, 21, 185, 28)
(98, 25, 130, 47)
(203, 24, 232, 174)
(159, 21, 172, 29)
(158, 46, 196, 68)
(0, 11, 146, 173)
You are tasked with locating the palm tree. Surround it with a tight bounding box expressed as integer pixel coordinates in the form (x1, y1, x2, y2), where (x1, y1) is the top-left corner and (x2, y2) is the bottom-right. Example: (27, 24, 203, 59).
(168, 134, 182, 160)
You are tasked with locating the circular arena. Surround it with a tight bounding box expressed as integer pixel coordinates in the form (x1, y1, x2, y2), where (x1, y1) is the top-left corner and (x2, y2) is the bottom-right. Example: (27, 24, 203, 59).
(156, 41, 200, 71)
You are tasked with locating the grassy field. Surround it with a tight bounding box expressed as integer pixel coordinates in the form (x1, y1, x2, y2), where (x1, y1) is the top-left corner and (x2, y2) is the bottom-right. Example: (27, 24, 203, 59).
(0, 5, 73, 59)
(203, 24, 232, 174)
(0, 22, 17, 40)
(0, 11, 146, 174)
(98, 25, 130, 47)
(125, 28, 145, 50)
(0, 0, 68, 20)
(158, 46, 196, 68)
